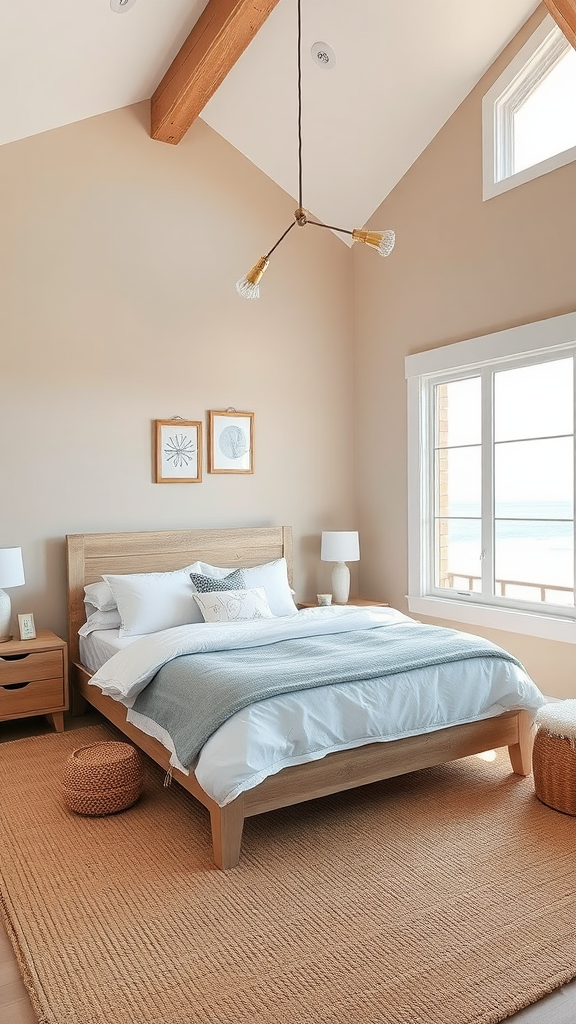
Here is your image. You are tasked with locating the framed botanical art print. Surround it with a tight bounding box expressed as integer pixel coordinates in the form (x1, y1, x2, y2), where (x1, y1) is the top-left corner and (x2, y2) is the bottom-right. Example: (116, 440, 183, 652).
(154, 419, 202, 483)
(208, 410, 254, 474)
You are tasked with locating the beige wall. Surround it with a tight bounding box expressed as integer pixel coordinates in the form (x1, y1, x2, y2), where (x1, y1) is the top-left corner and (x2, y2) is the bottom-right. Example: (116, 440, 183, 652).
(354, 5, 576, 698)
(2, 6, 574, 698)
(0, 101, 356, 640)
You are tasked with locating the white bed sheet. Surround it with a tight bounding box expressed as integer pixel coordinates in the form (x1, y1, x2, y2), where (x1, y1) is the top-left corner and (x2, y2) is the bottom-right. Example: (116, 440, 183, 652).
(79, 612, 546, 808)
(80, 630, 134, 673)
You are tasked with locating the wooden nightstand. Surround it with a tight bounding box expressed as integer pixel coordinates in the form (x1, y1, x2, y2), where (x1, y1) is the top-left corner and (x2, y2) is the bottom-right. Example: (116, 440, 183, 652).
(298, 598, 390, 608)
(0, 630, 68, 732)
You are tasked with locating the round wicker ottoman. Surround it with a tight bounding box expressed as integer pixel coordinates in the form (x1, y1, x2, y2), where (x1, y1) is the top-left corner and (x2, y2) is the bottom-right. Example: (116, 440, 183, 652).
(532, 700, 576, 816)
(63, 741, 143, 816)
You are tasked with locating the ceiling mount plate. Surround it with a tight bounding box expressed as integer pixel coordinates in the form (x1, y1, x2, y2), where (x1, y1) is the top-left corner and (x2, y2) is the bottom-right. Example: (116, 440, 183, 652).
(110, 0, 137, 12)
(311, 42, 336, 69)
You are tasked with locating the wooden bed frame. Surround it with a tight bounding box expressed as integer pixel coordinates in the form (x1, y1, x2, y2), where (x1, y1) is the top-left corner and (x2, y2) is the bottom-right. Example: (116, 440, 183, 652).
(66, 525, 535, 870)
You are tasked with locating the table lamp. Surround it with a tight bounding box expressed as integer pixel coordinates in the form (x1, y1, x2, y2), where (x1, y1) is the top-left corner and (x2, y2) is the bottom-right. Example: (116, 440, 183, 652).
(0, 547, 25, 642)
(320, 531, 360, 605)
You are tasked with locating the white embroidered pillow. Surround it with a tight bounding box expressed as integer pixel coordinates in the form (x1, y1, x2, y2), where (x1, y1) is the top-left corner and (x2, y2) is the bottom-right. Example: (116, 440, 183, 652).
(193, 587, 274, 623)
(189, 557, 297, 616)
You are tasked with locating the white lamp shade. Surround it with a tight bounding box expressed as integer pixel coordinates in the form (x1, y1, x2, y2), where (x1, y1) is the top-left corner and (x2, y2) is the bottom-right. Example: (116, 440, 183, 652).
(0, 547, 25, 588)
(320, 531, 360, 563)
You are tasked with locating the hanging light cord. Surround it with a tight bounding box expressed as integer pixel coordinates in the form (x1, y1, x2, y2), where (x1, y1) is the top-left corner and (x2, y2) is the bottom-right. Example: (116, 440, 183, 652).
(263, 0, 303, 260)
(236, 0, 396, 297)
(258, 0, 353, 257)
(297, 0, 303, 209)
(295, 0, 351, 239)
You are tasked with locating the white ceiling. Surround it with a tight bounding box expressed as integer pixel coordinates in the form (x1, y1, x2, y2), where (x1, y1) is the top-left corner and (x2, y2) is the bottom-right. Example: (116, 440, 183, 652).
(1, 0, 541, 234)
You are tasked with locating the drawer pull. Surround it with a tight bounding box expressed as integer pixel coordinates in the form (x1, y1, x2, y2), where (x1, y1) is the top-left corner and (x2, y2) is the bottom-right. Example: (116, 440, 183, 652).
(1, 682, 30, 690)
(0, 653, 30, 663)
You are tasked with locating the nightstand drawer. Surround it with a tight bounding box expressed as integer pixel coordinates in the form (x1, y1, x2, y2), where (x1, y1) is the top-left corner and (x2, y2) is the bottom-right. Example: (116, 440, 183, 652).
(0, 650, 62, 685)
(0, 677, 65, 716)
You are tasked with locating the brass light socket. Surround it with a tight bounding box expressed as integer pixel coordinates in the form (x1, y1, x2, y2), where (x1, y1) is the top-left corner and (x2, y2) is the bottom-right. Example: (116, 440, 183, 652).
(247, 257, 270, 285)
(352, 229, 382, 246)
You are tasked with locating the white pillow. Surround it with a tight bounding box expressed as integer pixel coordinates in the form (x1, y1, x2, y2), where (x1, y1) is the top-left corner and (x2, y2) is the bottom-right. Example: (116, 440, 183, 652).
(78, 608, 123, 637)
(193, 587, 274, 623)
(84, 580, 117, 612)
(103, 565, 201, 637)
(189, 557, 297, 617)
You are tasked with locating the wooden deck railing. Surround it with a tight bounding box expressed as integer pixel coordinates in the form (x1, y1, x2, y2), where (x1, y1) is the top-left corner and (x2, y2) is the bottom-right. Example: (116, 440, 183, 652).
(444, 573, 574, 603)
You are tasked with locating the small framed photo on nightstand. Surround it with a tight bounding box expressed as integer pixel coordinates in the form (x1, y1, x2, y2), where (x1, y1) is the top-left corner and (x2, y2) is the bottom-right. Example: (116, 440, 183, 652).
(18, 613, 36, 641)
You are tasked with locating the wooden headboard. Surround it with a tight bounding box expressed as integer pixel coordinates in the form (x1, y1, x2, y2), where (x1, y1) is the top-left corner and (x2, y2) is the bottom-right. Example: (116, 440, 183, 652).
(66, 525, 293, 666)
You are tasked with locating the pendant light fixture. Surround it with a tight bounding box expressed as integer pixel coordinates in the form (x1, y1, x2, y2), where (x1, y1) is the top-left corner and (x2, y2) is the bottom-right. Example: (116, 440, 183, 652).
(236, 0, 395, 300)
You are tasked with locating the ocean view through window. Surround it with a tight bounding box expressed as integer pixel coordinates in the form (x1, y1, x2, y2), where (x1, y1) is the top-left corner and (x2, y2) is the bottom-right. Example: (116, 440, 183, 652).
(437, 499, 573, 605)
(406, 313, 576, 643)
(434, 359, 574, 608)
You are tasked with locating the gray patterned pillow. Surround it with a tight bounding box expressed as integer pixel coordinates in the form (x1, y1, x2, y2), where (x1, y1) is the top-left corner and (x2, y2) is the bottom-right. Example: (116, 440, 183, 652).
(190, 569, 245, 594)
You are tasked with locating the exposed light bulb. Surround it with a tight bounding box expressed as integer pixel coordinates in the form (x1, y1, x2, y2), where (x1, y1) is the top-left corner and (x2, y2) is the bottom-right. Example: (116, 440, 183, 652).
(236, 257, 270, 300)
(236, 277, 261, 300)
(352, 228, 396, 257)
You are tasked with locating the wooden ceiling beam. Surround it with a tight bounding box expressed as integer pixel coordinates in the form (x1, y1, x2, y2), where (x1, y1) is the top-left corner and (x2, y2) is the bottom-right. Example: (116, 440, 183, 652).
(543, 1, 576, 49)
(151, 0, 282, 145)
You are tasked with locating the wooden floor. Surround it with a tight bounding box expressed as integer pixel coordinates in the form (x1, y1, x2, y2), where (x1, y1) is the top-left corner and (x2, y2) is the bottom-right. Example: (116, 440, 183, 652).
(0, 714, 575, 1024)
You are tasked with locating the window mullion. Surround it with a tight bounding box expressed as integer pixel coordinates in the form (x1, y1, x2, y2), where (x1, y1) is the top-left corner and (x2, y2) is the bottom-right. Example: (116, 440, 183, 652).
(425, 378, 436, 596)
(569, 356, 573, 610)
(481, 368, 494, 601)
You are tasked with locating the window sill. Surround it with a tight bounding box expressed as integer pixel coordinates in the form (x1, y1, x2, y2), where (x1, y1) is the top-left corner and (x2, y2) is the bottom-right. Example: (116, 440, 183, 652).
(406, 595, 576, 644)
(483, 143, 576, 201)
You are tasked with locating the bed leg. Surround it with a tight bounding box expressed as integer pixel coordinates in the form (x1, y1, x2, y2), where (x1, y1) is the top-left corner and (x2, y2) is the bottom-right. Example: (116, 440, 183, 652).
(71, 686, 87, 717)
(210, 798, 245, 870)
(507, 710, 535, 776)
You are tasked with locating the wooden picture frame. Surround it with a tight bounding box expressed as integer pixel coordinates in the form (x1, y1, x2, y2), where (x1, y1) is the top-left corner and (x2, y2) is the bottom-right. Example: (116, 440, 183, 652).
(18, 612, 36, 640)
(154, 420, 202, 483)
(208, 410, 254, 474)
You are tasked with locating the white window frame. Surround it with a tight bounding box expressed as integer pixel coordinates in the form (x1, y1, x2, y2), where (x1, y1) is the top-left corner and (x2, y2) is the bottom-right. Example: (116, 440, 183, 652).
(483, 14, 576, 201)
(405, 312, 576, 644)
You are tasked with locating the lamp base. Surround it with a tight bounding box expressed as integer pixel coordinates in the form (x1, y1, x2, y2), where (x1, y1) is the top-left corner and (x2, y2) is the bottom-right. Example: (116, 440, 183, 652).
(0, 589, 12, 642)
(331, 562, 350, 604)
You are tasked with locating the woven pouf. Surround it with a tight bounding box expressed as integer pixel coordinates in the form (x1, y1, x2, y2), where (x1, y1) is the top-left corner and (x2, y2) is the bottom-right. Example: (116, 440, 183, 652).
(532, 700, 576, 816)
(63, 741, 143, 816)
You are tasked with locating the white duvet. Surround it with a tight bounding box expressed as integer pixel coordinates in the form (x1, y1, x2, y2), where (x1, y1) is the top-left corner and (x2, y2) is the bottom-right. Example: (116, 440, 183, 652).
(87, 606, 546, 806)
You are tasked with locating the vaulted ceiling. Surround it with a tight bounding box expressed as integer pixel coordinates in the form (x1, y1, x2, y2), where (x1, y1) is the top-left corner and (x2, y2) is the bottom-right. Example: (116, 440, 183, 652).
(5, 0, 568, 233)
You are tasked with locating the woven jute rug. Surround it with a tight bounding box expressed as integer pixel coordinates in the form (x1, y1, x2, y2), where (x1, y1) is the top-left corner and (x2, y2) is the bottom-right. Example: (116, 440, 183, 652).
(1, 724, 575, 1024)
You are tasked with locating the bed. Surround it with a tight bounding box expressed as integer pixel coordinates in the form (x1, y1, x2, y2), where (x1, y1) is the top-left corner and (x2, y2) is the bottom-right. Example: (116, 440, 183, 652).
(66, 525, 544, 870)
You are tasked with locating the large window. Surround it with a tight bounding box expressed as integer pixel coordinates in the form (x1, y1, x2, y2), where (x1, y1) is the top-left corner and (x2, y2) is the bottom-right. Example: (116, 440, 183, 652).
(483, 15, 576, 200)
(406, 313, 576, 643)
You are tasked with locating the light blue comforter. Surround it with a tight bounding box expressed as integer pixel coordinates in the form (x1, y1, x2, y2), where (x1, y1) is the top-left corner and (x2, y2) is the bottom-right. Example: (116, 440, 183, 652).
(132, 620, 524, 769)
